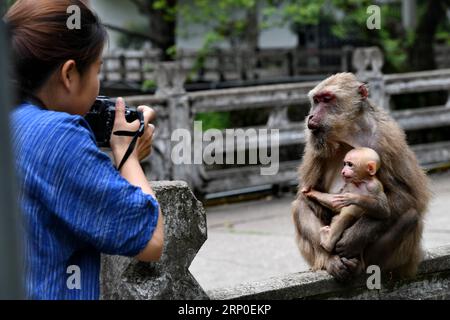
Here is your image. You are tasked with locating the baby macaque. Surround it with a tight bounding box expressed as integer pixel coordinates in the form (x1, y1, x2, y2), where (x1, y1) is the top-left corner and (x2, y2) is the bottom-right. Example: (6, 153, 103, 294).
(302, 147, 387, 253)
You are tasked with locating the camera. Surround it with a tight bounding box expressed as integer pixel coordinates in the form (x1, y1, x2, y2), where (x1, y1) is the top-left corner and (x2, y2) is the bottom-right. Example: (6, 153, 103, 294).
(84, 96, 143, 148)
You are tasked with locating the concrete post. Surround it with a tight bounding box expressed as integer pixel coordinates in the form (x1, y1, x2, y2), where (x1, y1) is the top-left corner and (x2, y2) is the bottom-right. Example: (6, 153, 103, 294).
(402, 0, 417, 31)
(100, 181, 208, 300)
(155, 62, 202, 189)
(353, 47, 389, 110)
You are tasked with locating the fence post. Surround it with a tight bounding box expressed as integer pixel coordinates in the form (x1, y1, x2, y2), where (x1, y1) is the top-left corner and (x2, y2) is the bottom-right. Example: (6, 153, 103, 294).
(445, 90, 450, 108)
(139, 56, 145, 84)
(353, 47, 389, 110)
(286, 50, 294, 77)
(119, 53, 126, 82)
(341, 45, 353, 72)
(217, 48, 226, 82)
(101, 181, 208, 300)
(0, 20, 24, 299)
(155, 62, 202, 190)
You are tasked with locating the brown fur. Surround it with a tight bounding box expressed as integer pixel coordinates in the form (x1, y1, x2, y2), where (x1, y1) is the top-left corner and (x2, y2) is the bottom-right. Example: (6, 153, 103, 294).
(292, 73, 431, 278)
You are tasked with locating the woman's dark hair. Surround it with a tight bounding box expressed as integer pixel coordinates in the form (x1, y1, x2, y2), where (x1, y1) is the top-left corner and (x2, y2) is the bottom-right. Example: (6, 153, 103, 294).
(4, 0, 107, 102)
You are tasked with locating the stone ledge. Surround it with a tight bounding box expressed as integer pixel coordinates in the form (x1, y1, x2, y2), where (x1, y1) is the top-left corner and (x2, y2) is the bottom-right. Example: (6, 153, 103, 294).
(100, 180, 450, 300)
(208, 246, 450, 300)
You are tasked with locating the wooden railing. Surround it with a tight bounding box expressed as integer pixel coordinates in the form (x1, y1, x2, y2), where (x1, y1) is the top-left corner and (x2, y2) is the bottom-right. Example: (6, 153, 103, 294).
(436, 44, 450, 69)
(100, 47, 353, 84)
(100, 45, 450, 86)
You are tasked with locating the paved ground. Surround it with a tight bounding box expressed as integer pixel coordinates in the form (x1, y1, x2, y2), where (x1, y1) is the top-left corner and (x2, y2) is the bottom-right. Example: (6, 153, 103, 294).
(189, 170, 450, 291)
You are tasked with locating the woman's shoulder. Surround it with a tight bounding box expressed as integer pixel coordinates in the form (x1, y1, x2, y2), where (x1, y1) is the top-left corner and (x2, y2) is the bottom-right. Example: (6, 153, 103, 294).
(11, 102, 94, 142)
(11, 103, 106, 176)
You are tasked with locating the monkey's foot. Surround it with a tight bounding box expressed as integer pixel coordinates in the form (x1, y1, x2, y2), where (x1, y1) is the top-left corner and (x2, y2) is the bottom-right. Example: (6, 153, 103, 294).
(320, 226, 334, 252)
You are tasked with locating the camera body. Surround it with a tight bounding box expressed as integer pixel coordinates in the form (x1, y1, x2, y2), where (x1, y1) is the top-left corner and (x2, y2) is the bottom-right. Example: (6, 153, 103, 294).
(84, 96, 142, 148)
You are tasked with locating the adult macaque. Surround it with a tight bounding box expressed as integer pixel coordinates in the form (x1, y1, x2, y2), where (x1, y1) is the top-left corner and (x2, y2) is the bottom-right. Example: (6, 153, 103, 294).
(292, 73, 430, 281)
(303, 147, 387, 257)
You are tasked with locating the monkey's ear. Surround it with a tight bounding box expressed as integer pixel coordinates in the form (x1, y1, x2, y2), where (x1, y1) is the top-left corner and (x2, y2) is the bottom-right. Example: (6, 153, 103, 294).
(367, 161, 377, 176)
(358, 83, 369, 99)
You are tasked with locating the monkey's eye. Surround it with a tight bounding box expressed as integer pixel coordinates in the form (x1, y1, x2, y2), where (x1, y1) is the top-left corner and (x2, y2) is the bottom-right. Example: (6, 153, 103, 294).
(313, 97, 319, 104)
(323, 95, 330, 102)
(344, 161, 353, 167)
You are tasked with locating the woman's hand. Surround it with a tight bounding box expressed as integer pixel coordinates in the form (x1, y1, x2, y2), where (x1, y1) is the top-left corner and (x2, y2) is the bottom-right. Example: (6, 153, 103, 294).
(136, 106, 156, 161)
(110, 98, 156, 167)
(109, 99, 164, 262)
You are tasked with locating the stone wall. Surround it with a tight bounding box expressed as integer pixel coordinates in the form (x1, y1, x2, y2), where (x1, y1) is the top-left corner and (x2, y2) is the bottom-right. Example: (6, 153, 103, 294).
(101, 181, 450, 300)
(209, 246, 450, 300)
(100, 181, 208, 300)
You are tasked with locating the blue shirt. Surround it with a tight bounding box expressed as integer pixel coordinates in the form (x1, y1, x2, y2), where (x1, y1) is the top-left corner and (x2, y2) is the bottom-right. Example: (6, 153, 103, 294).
(10, 103, 159, 300)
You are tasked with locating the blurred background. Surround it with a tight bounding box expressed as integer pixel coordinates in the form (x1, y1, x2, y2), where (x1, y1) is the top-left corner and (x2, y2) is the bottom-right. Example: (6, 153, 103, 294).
(87, 0, 450, 90)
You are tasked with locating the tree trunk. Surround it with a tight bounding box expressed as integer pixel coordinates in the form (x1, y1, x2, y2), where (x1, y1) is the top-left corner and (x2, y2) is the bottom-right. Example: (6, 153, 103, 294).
(132, 0, 177, 61)
(244, 4, 259, 80)
(407, 0, 448, 71)
(147, 0, 176, 61)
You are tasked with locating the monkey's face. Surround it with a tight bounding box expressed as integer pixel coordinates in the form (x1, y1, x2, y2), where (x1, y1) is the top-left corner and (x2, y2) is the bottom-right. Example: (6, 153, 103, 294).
(307, 90, 338, 132)
(341, 160, 356, 182)
(306, 89, 348, 150)
(306, 73, 369, 151)
(341, 157, 366, 183)
(341, 150, 373, 183)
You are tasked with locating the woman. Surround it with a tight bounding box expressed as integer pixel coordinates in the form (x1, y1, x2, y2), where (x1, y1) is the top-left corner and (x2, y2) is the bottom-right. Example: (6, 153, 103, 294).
(5, 0, 164, 299)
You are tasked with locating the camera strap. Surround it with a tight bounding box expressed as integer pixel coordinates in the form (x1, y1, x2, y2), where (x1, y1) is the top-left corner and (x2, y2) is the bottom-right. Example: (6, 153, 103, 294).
(113, 112, 146, 171)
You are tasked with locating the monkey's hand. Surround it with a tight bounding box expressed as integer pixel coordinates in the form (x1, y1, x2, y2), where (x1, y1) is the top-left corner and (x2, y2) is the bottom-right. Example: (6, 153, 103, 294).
(331, 193, 359, 210)
(302, 187, 319, 201)
(326, 256, 360, 282)
(301, 186, 312, 194)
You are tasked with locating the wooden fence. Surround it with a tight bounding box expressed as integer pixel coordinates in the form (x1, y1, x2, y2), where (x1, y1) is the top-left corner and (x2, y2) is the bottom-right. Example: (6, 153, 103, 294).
(436, 44, 450, 69)
(120, 47, 450, 197)
(101, 45, 450, 86)
(100, 47, 353, 85)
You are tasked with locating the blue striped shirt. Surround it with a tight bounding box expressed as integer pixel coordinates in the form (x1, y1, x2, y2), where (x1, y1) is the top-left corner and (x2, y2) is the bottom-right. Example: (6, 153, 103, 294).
(10, 103, 159, 300)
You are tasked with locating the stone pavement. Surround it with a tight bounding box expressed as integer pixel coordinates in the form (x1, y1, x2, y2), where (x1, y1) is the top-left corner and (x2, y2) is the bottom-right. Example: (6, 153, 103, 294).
(189, 170, 450, 291)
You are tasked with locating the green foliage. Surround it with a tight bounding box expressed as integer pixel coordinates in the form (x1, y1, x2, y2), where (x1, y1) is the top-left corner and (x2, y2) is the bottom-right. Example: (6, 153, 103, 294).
(195, 112, 231, 131)
(165, 45, 177, 60)
(436, 17, 450, 45)
(267, 0, 448, 72)
(190, 32, 224, 79)
(436, 30, 450, 45)
(130, 0, 449, 72)
(5, 0, 15, 8)
(141, 79, 157, 91)
(282, 1, 325, 25)
(2, 0, 15, 15)
(178, 0, 256, 41)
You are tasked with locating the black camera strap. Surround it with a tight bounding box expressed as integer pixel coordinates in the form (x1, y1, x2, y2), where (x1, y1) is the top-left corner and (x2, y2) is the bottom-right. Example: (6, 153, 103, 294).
(113, 112, 146, 171)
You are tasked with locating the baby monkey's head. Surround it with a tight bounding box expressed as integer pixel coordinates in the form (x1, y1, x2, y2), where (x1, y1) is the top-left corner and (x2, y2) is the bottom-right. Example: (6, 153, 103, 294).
(341, 147, 380, 183)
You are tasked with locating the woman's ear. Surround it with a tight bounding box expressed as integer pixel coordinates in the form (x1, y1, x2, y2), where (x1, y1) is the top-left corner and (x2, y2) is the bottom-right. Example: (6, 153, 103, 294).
(60, 60, 78, 92)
